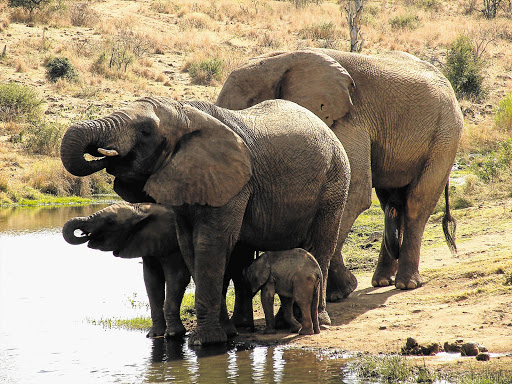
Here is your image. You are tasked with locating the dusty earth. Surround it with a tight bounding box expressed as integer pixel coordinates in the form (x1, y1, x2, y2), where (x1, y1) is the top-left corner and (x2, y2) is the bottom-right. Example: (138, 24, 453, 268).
(232, 201, 512, 370)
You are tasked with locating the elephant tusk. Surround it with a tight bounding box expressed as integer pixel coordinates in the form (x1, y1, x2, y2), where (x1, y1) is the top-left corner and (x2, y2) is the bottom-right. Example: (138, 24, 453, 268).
(97, 148, 119, 157)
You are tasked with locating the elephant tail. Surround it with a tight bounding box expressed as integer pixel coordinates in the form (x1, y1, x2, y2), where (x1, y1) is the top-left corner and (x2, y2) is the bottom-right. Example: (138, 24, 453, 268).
(442, 181, 457, 255)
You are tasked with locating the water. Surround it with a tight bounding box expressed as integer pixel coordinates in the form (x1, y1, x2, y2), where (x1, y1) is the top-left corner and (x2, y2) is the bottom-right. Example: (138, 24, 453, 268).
(0, 205, 354, 384)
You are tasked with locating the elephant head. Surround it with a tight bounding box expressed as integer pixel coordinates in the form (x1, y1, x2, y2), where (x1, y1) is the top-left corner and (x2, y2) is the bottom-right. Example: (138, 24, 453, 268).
(216, 50, 354, 128)
(244, 254, 271, 296)
(62, 202, 175, 258)
(60, 98, 252, 206)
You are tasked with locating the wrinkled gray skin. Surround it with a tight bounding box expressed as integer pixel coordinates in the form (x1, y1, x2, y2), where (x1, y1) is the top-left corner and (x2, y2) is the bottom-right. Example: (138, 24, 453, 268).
(62, 202, 193, 339)
(246, 249, 322, 335)
(217, 49, 462, 295)
(60, 98, 350, 346)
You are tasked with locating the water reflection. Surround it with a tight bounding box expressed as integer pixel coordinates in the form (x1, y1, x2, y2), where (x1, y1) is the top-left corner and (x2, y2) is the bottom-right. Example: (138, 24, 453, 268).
(145, 339, 350, 384)
(1, 205, 352, 383)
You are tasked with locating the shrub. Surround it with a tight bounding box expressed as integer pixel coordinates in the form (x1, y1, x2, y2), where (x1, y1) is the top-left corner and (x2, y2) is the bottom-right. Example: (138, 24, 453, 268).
(495, 93, 512, 131)
(7, 0, 51, 17)
(45, 57, 78, 83)
(299, 22, 338, 40)
(187, 58, 223, 85)
(24, 121, 66, 156)
(70, 2, 99, 27)
(0, 82, 45, 122)
(389, 14, 420, 30)
(445, 35, 484, 100)
(470, 139, 512, 182)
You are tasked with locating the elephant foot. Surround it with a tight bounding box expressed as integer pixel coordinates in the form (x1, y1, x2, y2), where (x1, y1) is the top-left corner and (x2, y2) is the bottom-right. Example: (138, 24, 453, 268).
(299, 326, 314, 335)
(263, 327, 277, 334)
(188, 326, 227, 346)
(231, 312, 255, 331)
(164, 324, 187, 340)
(371, 260, 398, 287)
(318, 310, 331, 326)
(395, 270, 422, 290)
(289, 320, 302, 333)
(326, 269, 358, 302)
(220, 318, 238, 338)
(147, 324, 166, 339)
(371, 275, 394, 287)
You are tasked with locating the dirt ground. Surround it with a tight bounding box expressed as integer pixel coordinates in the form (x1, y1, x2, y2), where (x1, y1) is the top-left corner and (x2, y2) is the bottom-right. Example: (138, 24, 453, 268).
(234, 218, 512, 367)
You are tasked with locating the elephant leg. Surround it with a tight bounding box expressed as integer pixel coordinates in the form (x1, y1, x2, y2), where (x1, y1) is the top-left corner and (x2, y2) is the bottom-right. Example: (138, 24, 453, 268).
(227, 243, 255, 330)
(372, 188, 404, 287)
(278, 295, 301, 333)
(220, 271, 238, 338)
(143, 256, 166, 338)
(160, 253, 191, 339)
(327, 123, 372, 302)
(293, 281, 315, 335)
(395, 165, 452, 290)
(261, 283, 277, 334)
(309, 199, 346, 326)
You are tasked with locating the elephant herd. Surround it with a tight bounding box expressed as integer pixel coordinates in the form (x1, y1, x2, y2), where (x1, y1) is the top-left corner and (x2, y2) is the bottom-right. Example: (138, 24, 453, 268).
(61, 48, 463, 346)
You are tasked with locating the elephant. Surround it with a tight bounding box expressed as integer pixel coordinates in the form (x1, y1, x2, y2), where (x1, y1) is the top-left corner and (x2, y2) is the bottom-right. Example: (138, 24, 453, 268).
(245, 248, 322, 335)
(62, 202, 192, 339)
(60, 97, 351, 345)
(216, 49, 463, 295)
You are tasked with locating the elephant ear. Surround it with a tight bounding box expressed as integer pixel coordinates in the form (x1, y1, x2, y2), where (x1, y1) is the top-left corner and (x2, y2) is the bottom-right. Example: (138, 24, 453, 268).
(275, 51, 354, 128)
(218, 50, 354, 128)
(144, 105, 252, 207)
(246, 255, 271, 294)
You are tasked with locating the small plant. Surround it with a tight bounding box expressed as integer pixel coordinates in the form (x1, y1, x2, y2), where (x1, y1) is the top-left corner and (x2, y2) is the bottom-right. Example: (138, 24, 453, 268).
(45, 57, 78, 83)
(470, 139, 512, 182)
(187, 58, 223, 85)
(70, 2, 99, 27)
(389, 13, 420, 30)
(24, 121, 65, 156)
(0, 82, 45, 122)
(445, 35, 484, 100)
(495, 93, 512, 131)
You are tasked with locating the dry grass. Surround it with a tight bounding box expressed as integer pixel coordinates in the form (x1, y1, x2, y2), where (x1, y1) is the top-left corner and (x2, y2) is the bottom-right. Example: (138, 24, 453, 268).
(0, 0, 511, 203)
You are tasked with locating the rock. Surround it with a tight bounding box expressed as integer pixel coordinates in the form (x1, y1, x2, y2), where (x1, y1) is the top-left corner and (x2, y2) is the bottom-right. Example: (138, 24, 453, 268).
(476, 352, 490, 361)
(402, 338, 439, 356)
(461, 342, 479, 356)
(444, 341, 462, 353)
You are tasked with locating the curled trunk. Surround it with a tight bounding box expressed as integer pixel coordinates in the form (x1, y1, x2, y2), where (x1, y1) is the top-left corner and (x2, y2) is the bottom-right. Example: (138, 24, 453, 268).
(62, 217, 89, 245)
(60, 121, 110, 177)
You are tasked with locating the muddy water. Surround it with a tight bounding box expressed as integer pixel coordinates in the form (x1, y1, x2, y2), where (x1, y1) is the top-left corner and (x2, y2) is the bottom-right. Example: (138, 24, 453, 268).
(0, 205, 357, 383)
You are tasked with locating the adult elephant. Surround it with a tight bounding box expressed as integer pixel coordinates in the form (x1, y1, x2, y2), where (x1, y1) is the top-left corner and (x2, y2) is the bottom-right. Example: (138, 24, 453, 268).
(62, 201, 249, 338)
(60, 98, 351, 345)
(216, 49, 462, 295)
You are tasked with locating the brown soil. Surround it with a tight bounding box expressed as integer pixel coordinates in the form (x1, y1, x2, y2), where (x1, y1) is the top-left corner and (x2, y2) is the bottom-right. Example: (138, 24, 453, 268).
(235, 219, 512, 367)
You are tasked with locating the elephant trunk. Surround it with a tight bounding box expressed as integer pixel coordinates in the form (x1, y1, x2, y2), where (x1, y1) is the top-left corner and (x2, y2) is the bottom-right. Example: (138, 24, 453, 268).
(62, 217, 90, 245)
(60, 115, 128, 177)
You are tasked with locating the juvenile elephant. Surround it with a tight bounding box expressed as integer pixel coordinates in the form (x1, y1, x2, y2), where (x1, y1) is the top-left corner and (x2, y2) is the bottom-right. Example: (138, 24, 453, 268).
(60, 98, 351, 345)
(62, 202, 192, 339)
(217, 49, 462, 295)
(245, 249, 322, 335)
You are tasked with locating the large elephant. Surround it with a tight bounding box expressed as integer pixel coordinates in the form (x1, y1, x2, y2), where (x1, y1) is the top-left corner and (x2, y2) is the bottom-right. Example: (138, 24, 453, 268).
(216, 49, 463, 294)
(60, 98, 351, 345)
(62, 202, 193, 339)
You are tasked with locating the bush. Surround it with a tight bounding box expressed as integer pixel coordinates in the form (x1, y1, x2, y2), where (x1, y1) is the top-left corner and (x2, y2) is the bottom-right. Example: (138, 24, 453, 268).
(495, 93, 512, 131)
(0, 82, 45, 122)
(188, 58, 223, 85)
(45, 57, 78, 83)
(299, 22, 338, 40)
(389, 14, 420, 30)
(70, 2, 99, 27)
(7, 0, 51, 17)
(445, 35, 484, 100)
(470, 139, 512, 182)
(24, 121, 65, 156)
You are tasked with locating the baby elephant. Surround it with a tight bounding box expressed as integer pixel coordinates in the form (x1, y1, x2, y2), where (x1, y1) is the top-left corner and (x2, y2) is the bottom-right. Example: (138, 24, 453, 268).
(245, 249, 322, 335)
(62, 202, 191, 339)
